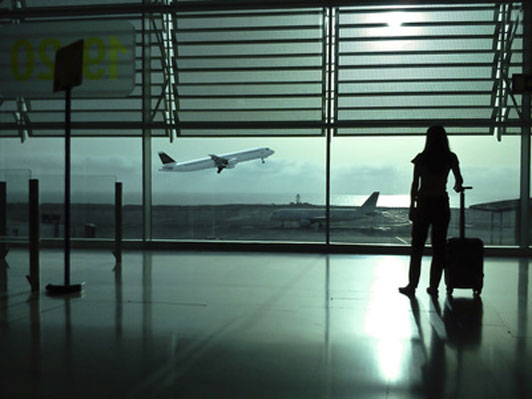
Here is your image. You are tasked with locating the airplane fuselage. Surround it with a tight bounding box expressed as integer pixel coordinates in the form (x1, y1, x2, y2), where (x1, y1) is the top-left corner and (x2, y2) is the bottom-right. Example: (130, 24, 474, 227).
(271, 208, 371, 223)
(159, 147, 274, 172)
(270, 192, 380, 227)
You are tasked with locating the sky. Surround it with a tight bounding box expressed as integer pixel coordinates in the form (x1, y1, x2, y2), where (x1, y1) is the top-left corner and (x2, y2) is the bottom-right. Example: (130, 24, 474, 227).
(0, 132, 522, 208)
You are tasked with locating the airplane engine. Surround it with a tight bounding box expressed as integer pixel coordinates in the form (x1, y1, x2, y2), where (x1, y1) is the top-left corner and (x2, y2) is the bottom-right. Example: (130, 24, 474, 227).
(225, 158, 238, 169)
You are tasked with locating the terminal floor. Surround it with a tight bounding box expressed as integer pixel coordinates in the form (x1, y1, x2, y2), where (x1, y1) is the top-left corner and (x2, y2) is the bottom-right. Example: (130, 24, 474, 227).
(0, 249, 531, 398)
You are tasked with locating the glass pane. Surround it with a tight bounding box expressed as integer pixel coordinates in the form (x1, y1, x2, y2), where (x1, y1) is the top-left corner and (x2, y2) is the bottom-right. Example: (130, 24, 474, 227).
(152, 137, 326, 242)
(337, 3, 523, 130)
(71, 138, 142, 240)
(174, 8, 325, 133)
(331, 134, 519, 246)
(0, 168, 31, 243)
(453, 135, 519, 246)
(0, 137, 142, 240)
(330, 136, 421, 245)
(0, 18, 142, 136)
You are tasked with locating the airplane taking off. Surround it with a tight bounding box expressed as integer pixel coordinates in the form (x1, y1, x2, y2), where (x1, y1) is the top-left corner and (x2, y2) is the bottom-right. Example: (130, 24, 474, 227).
(271, 191, 380, 228)
(158, 147, 274, 174)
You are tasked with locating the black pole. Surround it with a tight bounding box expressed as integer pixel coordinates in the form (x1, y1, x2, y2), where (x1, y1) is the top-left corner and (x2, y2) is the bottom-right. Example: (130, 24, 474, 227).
(0, 181, 6, 259)
(46, 39, 84, 295)
(65, 86, 71, 287)
(459, 190, 465, 239)
(28, 179, 39, 292)
(46, 85, 83, 295)
(114, 182, 122, 263)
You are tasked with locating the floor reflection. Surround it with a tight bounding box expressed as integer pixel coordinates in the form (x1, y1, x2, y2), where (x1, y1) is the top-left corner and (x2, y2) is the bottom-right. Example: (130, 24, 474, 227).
(365, 258, 412, 384)
(516, 258, 529, 399)
(113, 261, 122, 338)
(28, 293, 42, 398)
(444, 296, 483, 348)
(0, 250, 530, 398)
(0, 259, 7, 295)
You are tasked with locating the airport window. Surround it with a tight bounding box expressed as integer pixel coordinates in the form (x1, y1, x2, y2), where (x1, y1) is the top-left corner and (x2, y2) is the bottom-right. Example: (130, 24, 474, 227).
(330, 135, 520, 246)
(0, 1, 530, 250)
(330, 136, 422, 246)
(451, 135, 520, 246)
(152, 137, 326, 242)
(172, 8, 326, 136)
(336, 4, 523, 132)
(0, 165, 31, 241)
(0, 137, 142, 241)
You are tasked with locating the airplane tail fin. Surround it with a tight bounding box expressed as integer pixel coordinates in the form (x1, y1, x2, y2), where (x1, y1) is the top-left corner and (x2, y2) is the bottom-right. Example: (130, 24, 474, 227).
(360, 191, 379, 211)
(158, 152, 176, 164)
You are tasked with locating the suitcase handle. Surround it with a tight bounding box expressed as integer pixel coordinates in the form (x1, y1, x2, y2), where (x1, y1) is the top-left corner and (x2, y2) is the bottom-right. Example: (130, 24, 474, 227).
(458, 186, 473, 238)
(456, 185, 472, 192)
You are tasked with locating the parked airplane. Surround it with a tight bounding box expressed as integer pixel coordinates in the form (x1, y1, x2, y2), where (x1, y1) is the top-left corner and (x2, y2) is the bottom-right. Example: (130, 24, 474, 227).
(271, 191, 380, 228)
(158, 147, 275, 174)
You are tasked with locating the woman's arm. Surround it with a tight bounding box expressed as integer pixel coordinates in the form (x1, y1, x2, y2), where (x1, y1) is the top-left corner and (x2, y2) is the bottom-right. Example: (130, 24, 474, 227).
(451, 160, 464, 192)
(409, 164, 420, 220)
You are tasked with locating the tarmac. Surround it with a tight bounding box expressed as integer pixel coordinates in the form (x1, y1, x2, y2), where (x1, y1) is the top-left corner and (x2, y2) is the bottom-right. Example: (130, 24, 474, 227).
(5, 203, 517, 246)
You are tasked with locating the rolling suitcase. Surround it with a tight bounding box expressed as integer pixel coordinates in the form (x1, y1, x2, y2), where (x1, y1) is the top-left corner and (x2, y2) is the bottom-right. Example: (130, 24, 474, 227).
(445, 186, 484, 297)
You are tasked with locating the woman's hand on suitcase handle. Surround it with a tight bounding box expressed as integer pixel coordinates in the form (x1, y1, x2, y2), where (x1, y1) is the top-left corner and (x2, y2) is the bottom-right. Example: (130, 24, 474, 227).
(454, 184, 472, 193)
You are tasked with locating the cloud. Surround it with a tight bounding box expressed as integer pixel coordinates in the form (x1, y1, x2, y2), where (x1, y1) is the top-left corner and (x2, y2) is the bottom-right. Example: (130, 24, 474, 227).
(332, 164, 410, 195)
(2, 142, 519, 206)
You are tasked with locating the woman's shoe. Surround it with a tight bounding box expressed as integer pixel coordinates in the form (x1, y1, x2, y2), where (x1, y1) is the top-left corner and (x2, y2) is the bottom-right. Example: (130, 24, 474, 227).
(399, 285, 416, 296)
(426, 287, 439, 296)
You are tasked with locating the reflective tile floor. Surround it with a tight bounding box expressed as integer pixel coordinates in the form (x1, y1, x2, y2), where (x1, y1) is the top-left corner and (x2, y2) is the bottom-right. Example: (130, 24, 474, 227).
(0, 249, 531, 398)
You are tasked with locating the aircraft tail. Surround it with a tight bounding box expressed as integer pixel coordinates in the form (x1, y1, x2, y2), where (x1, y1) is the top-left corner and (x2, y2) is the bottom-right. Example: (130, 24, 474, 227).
(158, 152, 176, 164)
(360, 191, 379, 211)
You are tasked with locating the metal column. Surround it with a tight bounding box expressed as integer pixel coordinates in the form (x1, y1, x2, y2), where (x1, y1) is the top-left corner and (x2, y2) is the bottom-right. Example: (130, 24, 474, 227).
(142, 0, 153, 242)
(520, 2, 531, 249)
(27, 178, 39, 292)
(114, 182, 122, 263)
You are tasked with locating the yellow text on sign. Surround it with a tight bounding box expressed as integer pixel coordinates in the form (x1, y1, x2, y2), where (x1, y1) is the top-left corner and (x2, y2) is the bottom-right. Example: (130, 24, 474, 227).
(10, 36, 128, 82)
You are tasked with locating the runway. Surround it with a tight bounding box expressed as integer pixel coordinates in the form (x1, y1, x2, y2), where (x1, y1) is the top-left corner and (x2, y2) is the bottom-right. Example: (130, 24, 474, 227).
(5, 203, 518, 246)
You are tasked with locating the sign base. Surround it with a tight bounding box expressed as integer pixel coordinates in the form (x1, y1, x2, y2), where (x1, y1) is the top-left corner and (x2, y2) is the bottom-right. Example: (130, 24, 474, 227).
(46, 282, 84, 295)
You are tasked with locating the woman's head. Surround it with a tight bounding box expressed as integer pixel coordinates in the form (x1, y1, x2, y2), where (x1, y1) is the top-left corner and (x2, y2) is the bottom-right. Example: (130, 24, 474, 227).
(424, 125, 450, 154)
(420, 125, 453, 173)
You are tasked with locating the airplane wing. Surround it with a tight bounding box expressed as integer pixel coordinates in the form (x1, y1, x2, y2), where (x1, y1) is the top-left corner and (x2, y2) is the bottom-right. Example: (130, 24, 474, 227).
(209, 154, 228, 167)
(209, 154, 231, 173)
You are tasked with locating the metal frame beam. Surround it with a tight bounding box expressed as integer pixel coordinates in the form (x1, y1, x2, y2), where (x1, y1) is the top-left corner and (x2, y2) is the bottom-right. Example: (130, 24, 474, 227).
(0, 1, 526, 19)
(519, 1, 531, 248)
(142, 0, 152, 242)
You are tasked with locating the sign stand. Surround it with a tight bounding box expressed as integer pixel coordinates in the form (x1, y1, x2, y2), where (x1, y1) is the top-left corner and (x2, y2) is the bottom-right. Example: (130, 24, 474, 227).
(46, 40, 85, 295)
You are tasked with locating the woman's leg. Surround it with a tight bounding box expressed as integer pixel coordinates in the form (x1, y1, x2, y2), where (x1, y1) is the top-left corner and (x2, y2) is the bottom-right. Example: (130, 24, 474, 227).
(400, 204, 430, 294)
(429, 200, 450, 291)
(409, 215, 430, 289)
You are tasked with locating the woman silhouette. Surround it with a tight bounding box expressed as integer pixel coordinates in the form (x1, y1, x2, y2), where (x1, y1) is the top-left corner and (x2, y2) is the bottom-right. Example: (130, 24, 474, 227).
(399, 125, 463, 296)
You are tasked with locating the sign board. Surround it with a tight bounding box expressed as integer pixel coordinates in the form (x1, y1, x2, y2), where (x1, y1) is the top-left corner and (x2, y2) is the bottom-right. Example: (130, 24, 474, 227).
(54, 40, 84, 92)
(512, 73, 532, 94)
(0, 21, 135, 98)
